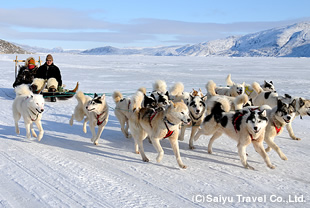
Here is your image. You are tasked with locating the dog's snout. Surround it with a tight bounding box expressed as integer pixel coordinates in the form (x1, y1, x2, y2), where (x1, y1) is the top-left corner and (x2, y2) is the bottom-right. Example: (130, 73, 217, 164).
(41, 109, 44, 112)
(287, 116, 291, 120)
(254, 126, 258, 131)
(187, 118, 191, 123)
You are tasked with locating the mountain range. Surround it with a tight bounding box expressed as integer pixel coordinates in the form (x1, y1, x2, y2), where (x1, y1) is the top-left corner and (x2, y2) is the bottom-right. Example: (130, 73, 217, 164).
(1, 22, 310, 57)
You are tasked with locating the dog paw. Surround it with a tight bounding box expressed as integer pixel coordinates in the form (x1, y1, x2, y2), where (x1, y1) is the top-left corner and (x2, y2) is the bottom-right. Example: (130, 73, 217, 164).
(245, 164, 255, 170)
(208, 149, 213, 154)
(179, 164, 187, 169)
(268, 165, 276, 169)
(281, 155, 288, 160)
(15, 129, 20, 134)
(142, 158, 149, 162)
(293, 137, 301, 141)
(135, 151, 140, 154)
(189, 145, 195, 150)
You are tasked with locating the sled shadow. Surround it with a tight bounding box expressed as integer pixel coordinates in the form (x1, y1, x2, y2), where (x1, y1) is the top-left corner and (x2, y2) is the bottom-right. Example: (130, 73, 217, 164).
(0, 88, 15, 100)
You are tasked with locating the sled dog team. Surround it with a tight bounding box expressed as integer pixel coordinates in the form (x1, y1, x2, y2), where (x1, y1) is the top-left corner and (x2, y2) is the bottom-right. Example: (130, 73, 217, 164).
(13, 74, 310, 169)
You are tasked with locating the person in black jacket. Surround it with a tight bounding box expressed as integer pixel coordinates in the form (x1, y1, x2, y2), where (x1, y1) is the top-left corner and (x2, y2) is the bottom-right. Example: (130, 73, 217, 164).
(13, 57, 38, 88)
(32, 54, 62, 102)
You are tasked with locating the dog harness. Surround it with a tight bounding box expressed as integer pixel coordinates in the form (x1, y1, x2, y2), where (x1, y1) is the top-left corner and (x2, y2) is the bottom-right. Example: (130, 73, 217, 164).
(149, 111, 158, 128)
(96, 111, 106, 126)
(163, 117, 175, 139)
(273, 122, 282, 134)
(244, 86, 254, 96)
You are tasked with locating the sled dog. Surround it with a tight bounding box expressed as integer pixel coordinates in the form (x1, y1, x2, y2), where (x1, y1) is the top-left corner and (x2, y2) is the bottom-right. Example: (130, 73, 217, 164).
(169, 82, 191, 105)
(178, 95, 207, 149)
(251, 82, 279, 107)
(12, 84, 45, 141)
(113, 91, 132, 138)
(263, 99, 296, 160)
(70, 91, 109, 145)
(194, 99, 274, 169)
(128, 91, 191, 169)
(280, 94, 310, 140)
(209, 77, 244, 97)
(151, 80, 170, 107)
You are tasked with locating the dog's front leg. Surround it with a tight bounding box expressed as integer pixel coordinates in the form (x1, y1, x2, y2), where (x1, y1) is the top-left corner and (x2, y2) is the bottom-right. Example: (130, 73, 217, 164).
(151, 138, 164, 163)
(169, 137, 187, 169)
(89, 122, 97, 145)
(286, 122, 301, 140)
(92, 120, 108, 145)
(35, 120, 44, 141)
(178, 125, 186, 141)
(237, 142, 254, 170)
(25, 122, 31, 139)
(30, 122, 37, 138)
(264, 136, 288, 160)
(252, 141, 275, 169)
(83, 117, 89, 133)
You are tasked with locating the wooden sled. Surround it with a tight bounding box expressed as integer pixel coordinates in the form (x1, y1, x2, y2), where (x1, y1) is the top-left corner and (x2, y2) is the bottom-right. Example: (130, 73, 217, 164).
(41, 82, 79, 101)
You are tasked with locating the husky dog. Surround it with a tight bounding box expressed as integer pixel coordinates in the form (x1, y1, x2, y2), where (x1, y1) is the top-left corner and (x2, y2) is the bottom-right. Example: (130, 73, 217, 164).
(113, 91, 132, 138)
(70, 91, 109, 145)
(194, 99, 274, 169)
(151, 80, 170, 108)
(280, 94, 310, 140)
(206, 80, 249, 112)
(178, 95, 207, 149)
(261, 80, 276, 92)
(169, 82, 191, 105)
(210, 77, 244, 97)
(128, 91, 191, 169)
(251, 82, 279, 107)
(12, 84, 45, 141)
(263, 99, 296, 160)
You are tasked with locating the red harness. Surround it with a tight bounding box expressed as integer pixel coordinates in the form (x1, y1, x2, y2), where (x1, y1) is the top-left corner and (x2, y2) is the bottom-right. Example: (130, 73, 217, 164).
(149, 112, 174, 139)
(96, 111, 106, 126)
(273, 122, 282, 134)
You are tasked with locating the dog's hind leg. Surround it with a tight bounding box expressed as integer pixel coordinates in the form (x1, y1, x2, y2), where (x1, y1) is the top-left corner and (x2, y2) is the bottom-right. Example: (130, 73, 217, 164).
(151, 138, 164, 163)
(286, 122, 301, 140)
(264, 136, 288, 160)
(252, 141, 275, 169)
(237, 142, 254, 170)
(207, 131, 223, 154)
(169, 137, 186, 169)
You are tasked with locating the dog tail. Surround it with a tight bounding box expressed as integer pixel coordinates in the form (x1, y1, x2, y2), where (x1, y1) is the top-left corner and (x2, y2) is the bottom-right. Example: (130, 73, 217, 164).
(153, 80, 167, 93)
(75, 91, 87, 105)
(112, 91, 123, 103)
(131, 91, 144, 111)
(206, 95, 231, 115)
(252, 82, 263, 94)
(138, 87, 147, 94)
(14, 84, 33, 96)
(206, 80, 217, 96)
(169, 82, 184, 96)
(234, 94, 249, 110)
(226, 74, 234, 86)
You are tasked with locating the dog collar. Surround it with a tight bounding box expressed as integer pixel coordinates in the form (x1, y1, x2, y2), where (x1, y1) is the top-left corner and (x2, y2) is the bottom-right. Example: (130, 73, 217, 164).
(273, 122, 282, 134)
(190, 111, 203, 124)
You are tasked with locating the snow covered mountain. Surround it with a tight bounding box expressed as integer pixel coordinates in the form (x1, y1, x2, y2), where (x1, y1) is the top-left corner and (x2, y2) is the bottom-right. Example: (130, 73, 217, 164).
(81, 22, 310, 57)
(0, 39, 29, 54)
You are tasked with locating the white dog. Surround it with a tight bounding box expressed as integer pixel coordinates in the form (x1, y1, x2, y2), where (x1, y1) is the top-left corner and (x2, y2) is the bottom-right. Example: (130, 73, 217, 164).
(128, 91, 191, 169)
(70, 91, 109, 145)
(12, 84, 45, 141)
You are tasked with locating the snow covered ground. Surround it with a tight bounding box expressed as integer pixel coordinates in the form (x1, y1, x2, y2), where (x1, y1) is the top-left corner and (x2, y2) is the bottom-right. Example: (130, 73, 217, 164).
(0, 54, 310, 208)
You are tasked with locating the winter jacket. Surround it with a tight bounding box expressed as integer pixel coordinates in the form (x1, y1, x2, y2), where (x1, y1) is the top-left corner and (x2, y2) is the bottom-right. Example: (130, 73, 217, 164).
(13, 66, 38, 88)
(35, 62, 62, 87)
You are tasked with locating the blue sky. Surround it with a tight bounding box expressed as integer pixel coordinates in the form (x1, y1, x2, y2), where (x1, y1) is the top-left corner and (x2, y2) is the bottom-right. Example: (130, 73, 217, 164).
(1, 0, 310, 50)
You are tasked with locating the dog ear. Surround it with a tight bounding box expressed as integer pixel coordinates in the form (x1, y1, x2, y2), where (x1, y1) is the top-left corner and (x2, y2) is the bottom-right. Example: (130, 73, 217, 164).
(101, 94, 106, 100)
(299, 98, 305, 107)
(94, 93, 98, 98)
(260, 109, 267, 117)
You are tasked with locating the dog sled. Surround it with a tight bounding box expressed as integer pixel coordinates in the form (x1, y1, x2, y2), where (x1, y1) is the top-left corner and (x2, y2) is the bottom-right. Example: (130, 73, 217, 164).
(13, 56, 79, 101)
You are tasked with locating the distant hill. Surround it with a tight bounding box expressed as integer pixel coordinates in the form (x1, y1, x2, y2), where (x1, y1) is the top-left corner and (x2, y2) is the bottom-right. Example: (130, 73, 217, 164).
(80, 22, 310, 57)
(0, 39, 29, 54)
